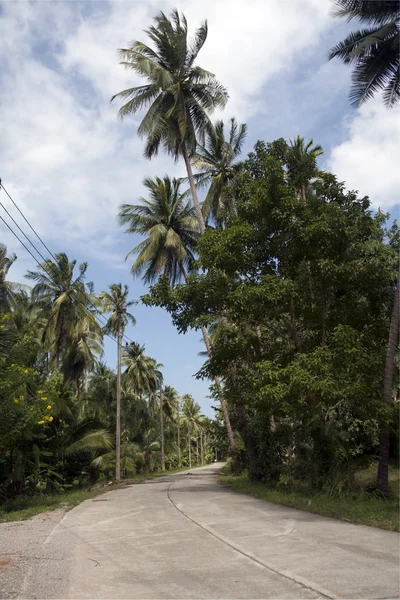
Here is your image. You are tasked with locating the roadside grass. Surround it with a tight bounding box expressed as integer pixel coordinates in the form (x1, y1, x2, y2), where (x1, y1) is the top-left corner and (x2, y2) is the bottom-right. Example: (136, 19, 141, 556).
(218, 464, 400, 532)
(0, 464, 194, 523)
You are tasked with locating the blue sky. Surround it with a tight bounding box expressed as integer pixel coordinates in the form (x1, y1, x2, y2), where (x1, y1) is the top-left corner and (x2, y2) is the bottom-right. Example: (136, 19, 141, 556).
(1, 0, 399, 417)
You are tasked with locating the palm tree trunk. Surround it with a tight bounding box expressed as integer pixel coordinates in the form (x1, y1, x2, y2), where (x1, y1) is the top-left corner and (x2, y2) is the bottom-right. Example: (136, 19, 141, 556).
(177, 403, 181, 468)
(182, 143, 206, 234)
(377, 265, 400, 495)
(200, 327, 236, 451)
(116, 329, 121, 481)
(200, 430, 204, 465)
(160, 384, 165, 471)
(181, 263, 235, 452)
(188, 423, 192, 468)
(196, 427, 199, 465)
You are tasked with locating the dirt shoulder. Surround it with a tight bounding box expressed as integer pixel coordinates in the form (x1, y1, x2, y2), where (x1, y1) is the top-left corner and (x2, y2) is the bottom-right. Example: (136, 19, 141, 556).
(0, 509, 66, 599)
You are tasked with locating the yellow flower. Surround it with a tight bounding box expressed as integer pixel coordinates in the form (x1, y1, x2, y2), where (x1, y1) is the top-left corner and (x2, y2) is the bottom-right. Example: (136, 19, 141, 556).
(37, 420, 45, 425)
(19, 395, 24, 401)
(49, 416, 53, 422)
(41, 396, 47, 401)
(44, 415, 50, 421)
(11, 364, 14, 367)
(2, 314, 9, 320)
(24, 369, 29, 374)
(0, 325, 4, 330)
(13, 398, 19, 404)
(37, 390, 43, 394)
(46, 405, 52, 410)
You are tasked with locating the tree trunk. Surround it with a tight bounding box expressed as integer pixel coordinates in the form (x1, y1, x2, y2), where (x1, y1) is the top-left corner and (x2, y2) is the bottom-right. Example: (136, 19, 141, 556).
(237, 405, 258, 479)
(177, 403, 181, 468)
(181, 262, 235, 453)
(200, 430, 204, 465)
(115, 329, 121, 481)
(160, 385, 165, 471)
(182, 143, 206, 234)
(196, 427, 199, 465)
(377, 265, 400, 495)
(188, 424, 191, 468)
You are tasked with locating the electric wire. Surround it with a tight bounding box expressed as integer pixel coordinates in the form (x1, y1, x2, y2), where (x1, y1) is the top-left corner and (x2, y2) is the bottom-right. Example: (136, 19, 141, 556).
(0, 180, 135, 348)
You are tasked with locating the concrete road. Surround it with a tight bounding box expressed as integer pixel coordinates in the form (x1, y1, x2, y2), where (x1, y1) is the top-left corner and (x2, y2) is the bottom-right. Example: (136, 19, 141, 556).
(19, 464, 399, 599)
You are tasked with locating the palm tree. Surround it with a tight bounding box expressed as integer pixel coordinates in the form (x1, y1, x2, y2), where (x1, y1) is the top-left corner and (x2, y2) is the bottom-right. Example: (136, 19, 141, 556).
(99, 284, 136, 480)
(63, 319, 103, 400)
(287, 136, 323, 202)
(26, 253, 97, 370)
(0, 244, 18, 311)
(112, 9, 228, 233)
(329, 0, 400, 107)
(119, 177, 236, 451)
(182, 394, 202, 468)
(119, 176, 199, 284)
(122, 342, 165, 468)
(191, 118, 247, 227)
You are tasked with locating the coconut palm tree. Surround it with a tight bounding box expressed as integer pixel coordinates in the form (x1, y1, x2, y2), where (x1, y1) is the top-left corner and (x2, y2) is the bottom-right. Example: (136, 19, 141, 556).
(112, 9, 228, 233)
(99, 284, 136, 480)
(329, 0, 400, 107)
(0, 244, 18, 311)
(63, 318, 103, 400)
(182, 394, 202, 468)
(119, 176, 199, 284)
(26, 253, 97, 370)
(119, 177, 236, 451)
(287, 136, 323, 202)
(191, 118, 247, 227)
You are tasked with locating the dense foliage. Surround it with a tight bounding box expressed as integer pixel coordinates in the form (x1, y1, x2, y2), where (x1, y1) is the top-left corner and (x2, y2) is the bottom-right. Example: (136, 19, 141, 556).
(0, 250, 221, 501)
(144, 137, 399, 493)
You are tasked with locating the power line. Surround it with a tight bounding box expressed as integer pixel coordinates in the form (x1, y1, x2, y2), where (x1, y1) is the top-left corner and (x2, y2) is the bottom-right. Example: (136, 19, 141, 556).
(0, 178, 135, 344)
(0, 180, 135, 348)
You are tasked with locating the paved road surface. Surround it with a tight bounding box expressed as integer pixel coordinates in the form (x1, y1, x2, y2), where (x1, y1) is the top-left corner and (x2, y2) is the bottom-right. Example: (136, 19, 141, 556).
(16, 464, 400, 599)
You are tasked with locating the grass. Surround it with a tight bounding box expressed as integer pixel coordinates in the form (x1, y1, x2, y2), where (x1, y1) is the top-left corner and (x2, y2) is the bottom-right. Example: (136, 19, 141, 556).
(218, 464, 400, 532)
(0, 464, 193, 523)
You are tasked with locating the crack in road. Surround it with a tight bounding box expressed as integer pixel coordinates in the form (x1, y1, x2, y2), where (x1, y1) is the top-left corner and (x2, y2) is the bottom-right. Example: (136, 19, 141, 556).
(166, 482, 334, 600)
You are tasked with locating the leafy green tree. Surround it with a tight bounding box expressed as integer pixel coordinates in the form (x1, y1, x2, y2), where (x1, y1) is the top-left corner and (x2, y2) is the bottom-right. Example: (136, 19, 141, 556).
(145, 137, 398, 487)
(112, 9, 228, 233)
(191, 118, 247, 227)
(329, 0, 400, 107)
(99, 284, 136, 480)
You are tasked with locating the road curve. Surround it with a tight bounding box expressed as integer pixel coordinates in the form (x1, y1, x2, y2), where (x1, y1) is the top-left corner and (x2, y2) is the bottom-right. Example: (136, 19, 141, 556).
(18, 464, 399, 599)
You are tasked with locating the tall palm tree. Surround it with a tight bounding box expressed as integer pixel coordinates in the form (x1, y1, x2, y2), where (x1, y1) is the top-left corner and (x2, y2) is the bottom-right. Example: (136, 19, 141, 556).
(329, 0, 400, 107)
(26, 253, 97, 370)
(0, 244, 18, 311)
(119, 176, 199, 284)
(119, 177, 236, 451)
(63, 319, 103, 400)
(112, 9, 228, 233)
(191, 118, 247, 227)
(99, 284, 136, 480)
(182, 393, 202, 468)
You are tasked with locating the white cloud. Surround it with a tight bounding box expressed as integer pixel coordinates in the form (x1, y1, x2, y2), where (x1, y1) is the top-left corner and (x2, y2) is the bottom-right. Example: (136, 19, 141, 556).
(0, 0, 398, 280)
(328, 99, 400, 211)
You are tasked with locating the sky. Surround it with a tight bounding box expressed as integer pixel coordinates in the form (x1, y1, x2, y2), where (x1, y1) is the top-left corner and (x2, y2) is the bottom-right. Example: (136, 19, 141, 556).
(0, 0, 399, 417)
